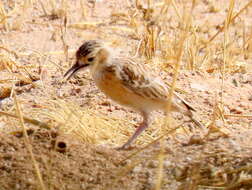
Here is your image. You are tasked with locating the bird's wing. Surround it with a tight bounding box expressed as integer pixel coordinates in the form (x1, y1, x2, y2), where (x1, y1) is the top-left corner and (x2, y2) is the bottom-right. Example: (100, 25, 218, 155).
(173, 92, 196, 112)
(109, 58, 196, 112)
(110, 58, 169, 101)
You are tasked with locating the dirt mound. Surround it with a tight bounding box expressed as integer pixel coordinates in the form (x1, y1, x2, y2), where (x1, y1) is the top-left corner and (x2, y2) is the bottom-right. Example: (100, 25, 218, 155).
(1, 127, 252, 190)
(0, 128, 132, 190)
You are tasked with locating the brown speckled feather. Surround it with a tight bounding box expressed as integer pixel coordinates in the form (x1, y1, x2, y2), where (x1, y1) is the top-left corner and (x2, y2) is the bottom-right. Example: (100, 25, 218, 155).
(105, 58, 196, 113)
(110, 58, 168, 101)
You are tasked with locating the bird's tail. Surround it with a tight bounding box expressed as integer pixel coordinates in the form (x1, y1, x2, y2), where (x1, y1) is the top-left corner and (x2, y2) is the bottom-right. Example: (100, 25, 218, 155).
(190, 116, 203, 128)
(171, 92, 203, 128)
(181, 100, 203, 128)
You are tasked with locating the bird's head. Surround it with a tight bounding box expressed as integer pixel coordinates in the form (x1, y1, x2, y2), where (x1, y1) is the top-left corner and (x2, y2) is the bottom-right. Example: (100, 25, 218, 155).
(64, 40, 109, 80)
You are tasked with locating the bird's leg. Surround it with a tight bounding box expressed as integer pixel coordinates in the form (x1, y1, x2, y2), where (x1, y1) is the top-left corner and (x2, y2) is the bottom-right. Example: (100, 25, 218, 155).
(117, 112, 149, 150)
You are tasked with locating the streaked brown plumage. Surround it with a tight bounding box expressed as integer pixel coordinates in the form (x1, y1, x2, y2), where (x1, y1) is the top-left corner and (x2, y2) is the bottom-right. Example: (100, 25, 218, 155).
(64, 40, 202, 149)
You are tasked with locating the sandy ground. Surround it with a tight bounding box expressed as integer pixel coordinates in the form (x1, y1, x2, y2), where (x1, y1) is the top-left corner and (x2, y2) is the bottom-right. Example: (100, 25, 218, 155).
(0, 0, 252, 189)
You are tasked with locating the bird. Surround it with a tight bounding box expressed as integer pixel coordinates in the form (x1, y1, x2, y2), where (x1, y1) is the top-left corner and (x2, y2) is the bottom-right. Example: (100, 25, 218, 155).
(64, 40, 202, 150)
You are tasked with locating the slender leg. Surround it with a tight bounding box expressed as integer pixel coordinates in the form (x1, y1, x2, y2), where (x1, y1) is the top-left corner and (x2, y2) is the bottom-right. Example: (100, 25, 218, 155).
(117, 112, 149, 150)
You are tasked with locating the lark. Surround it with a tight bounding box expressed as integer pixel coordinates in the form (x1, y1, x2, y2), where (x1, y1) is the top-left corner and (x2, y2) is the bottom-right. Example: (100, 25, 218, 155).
(64, 40, 202, 149)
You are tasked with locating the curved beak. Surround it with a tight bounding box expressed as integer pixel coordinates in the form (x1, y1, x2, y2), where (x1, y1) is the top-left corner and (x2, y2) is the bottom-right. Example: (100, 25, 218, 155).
(64, 61, 89, 80)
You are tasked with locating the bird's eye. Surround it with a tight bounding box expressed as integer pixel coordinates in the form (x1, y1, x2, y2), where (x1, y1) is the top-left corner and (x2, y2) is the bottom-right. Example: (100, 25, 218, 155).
(87, 57, 94, 62)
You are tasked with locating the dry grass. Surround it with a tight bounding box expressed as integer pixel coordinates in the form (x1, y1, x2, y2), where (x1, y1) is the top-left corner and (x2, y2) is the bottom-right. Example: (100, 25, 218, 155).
(13, 91, 46, 190)
(43, 99, 138, 145)
(1, 0, 252, 189)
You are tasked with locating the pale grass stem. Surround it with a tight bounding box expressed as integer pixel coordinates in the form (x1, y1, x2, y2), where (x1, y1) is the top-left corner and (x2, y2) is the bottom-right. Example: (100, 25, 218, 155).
(13, 92, 46, 190)
(12, 0, 33, 30)
(155, 1, 193, 189)
(60, 16, 69, 63)
(201, 0, 252, 50)
(171, 0, 182, 20)
(80, 0, 87, 19)
(224, 114, 252, 119)
(206, 94, 230, 137)
(0, 1, 8, 29)
(38, 0, 48, 16)
(220, 0, 235, 126)
(0, 111, 50, 129)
